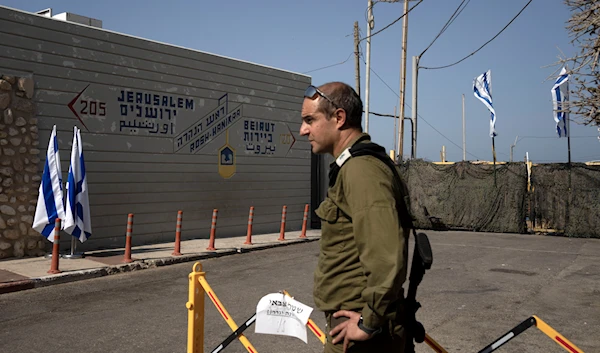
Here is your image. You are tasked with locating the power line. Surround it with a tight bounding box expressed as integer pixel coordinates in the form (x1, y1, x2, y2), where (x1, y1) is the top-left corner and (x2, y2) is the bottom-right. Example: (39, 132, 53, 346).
(517, 135, 598, 143)
(359, 0, 424, 43)
(304, 26, 362, 74)
(363, 55, 477, 157)
(421, 0, 534, 70)
(519, 136, 598, 138)
(362, 55, 483, 160)
(301, 52, 353, 74)
(365, 110, 402, 118)
(419, 0, 471, 58)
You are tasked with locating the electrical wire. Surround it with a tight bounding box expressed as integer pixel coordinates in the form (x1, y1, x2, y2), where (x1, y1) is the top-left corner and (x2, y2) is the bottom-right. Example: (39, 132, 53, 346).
(517, 135, 598, 143)
(359, 0, 424, 43)
(364, 1, 375, 23)
(301, 52, 353, 74)
(421, 0, 534, 70)
(419, 0, 471, 58)
(362, 54, 483, 160)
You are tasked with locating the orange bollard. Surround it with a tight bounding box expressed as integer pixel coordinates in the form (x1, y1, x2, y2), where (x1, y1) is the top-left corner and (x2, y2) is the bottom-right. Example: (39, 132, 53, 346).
(47, 218, 62, 274)
(278, 205, 287, 241)
(300, 204, 309, 238)
(206, 209, 217, 250)
(172, 210, 183, 256)
(244, 206, 254, 245)
(123, 213, 134, 263)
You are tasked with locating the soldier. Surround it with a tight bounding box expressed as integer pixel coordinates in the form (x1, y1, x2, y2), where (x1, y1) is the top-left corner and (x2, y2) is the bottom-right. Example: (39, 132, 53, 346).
(300, 82, 411, 353)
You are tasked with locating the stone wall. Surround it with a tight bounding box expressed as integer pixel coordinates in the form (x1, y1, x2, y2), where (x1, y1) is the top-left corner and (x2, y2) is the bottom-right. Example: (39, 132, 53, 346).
(0, 74, 45, 258)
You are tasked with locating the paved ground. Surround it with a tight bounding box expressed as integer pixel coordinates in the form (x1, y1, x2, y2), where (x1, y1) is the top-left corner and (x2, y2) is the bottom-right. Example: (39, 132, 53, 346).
(0, 230, 598, 353)
(0, 229, 321, 294)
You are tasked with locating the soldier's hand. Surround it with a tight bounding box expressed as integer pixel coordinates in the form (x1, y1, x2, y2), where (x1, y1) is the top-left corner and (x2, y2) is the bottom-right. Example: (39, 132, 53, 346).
(329, 310, 372, 352)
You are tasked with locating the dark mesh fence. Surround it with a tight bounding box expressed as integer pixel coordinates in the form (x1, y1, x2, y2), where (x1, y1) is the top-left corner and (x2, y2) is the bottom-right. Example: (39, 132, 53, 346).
(531, 163, 600, 238)
(398, 160, 528, 234)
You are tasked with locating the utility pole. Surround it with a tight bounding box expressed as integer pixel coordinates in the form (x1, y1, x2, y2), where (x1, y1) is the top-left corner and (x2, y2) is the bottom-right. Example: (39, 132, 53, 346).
(566, 74, 572, 191)
(397, 0, 410, 160)
(393, 106, 397, 155)
(440, 145, 446, 162)
(364, 0, 374, 133)
(510, 135, 518, 162)
(354, 21, 361, 97)
(411, 55, 419, 158)
(462, 94, 466, 161)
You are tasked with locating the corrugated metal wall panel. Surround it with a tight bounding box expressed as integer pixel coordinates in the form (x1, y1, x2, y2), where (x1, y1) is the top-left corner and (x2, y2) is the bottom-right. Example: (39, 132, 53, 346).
(0, 6, 312, 251)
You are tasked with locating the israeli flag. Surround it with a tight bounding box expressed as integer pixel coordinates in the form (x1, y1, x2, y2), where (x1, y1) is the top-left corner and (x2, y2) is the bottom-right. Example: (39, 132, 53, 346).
(551, 67, 569, 137)
(64, 126, 92, 242)
(32, 125, 65, 241)
(473, 70, 497, 137)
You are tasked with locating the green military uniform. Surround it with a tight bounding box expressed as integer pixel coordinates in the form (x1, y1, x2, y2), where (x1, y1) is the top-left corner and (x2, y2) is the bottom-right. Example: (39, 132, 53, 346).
(314, 133, 409, 352)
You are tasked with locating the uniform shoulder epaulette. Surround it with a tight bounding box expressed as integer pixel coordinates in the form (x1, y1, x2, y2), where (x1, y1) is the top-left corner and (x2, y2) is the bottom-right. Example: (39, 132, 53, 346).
(327, 135, 414, 230)
(328, 136, 389, 187)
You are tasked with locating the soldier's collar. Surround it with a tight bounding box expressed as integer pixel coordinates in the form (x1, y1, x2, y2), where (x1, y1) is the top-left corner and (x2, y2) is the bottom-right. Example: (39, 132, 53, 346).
(334, 133, 371, 167)
(327, 135, 389, 188)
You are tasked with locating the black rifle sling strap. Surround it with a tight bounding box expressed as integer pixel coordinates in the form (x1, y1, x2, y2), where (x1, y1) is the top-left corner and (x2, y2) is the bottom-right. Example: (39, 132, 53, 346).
(327, 136, 415, 231)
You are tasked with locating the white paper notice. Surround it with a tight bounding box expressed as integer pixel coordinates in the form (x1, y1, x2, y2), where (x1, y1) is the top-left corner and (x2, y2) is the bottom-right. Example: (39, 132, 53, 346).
(255, 293, 314, 343)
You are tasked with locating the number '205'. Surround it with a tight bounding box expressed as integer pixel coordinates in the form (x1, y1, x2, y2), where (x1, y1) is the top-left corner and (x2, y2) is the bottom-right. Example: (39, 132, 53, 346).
(80, 100, 106, 116)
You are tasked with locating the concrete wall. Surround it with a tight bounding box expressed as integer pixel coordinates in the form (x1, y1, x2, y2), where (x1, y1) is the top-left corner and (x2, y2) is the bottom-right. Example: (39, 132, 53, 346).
(0, 6, 312, 256)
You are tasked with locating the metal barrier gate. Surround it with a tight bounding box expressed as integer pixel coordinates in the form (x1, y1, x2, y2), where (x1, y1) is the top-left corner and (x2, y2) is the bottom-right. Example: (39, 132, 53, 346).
(185, 262, 584, 353)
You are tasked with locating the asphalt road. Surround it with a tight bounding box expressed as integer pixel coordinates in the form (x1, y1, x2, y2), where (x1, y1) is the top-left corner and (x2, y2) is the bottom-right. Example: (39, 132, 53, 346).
(1, 231, 599, 353)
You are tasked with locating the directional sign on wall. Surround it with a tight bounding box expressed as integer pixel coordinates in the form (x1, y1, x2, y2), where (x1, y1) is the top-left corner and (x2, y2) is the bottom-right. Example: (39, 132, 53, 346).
(229, 118, 296, 157)
(68, 84, 199, 136)
(68, 86, 298, 158)
(174, 94, 296, 157)
(174, 94, 242, 154)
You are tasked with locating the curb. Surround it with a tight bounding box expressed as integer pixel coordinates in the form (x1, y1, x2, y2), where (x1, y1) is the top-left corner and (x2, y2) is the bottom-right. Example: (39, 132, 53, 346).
(235, 237, 317, 253)
(0, 279, 35, 294)
(0, 237, 319, 295)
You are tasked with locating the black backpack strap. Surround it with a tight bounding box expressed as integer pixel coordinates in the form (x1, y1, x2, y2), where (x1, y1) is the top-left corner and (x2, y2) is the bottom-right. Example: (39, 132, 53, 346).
(327, 139, 415, 231)
(328, 134, 370, 187)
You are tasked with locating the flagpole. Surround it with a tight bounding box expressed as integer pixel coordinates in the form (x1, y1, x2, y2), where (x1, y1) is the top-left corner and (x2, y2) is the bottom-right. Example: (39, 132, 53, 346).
(34, 125, 66, 259)
(63, 236, 84, 259)
(490, 70, 497, 187)
(473, 69, 497, 186)
(63, 126, 88, 259)
(492, 137, 497, 187)
(566, 73, 572, 191)
(566, 73, 572, 235)
(462, 93, 466, 161)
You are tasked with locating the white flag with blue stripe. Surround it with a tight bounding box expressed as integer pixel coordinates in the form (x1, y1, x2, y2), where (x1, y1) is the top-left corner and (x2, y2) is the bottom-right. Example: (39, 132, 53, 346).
(64, 126, 92, 242)
(32, 125, 65, 241)
(473, 69, 497, 138)
(551, 67, 569, 137)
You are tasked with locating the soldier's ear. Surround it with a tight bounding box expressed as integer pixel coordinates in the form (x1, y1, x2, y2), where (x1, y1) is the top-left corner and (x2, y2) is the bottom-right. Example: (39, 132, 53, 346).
(334, 108, 347, 129)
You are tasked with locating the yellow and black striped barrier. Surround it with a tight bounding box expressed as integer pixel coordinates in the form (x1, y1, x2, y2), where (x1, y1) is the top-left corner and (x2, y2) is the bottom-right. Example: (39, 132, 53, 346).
(186, 262, 583, 353)
(476, 315, 584, 353)
(420, 315, 584, 353)
(282, 290, 326, 345)
(186, 262, 327, 353)
(424, 333, 449, 353)
(187, 262, 257, 353)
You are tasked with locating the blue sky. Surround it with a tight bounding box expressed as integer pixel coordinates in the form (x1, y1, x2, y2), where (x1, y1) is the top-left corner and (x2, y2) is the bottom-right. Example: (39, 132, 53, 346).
(4, 0, 599, 162)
